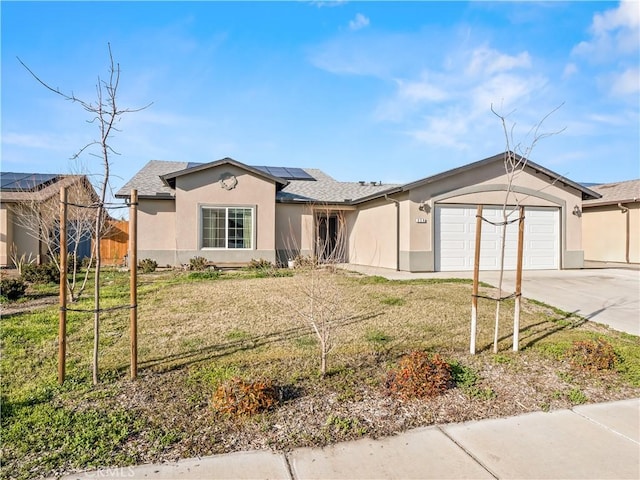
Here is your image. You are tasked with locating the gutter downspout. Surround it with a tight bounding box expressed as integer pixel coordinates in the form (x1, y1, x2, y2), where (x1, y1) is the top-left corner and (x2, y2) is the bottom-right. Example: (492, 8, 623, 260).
(618, 203, 630, 264)
(385, 194, 400, 271)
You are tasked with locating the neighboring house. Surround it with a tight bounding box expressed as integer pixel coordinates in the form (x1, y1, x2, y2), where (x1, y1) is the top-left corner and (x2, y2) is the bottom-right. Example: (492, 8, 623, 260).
(0, 172, 99, 267)
(115, 152, 600, 272)
(582, 179, 640, 264)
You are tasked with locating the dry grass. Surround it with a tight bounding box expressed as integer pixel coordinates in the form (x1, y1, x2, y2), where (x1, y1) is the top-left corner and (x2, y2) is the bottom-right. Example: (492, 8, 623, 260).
(2, 269, 639, 479)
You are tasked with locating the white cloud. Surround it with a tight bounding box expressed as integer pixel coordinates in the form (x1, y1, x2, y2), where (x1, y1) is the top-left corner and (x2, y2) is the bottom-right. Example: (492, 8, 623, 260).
(349, 13, 370, 31)
(396, 77, 448, 102)
(610, 67, 640, 96)
(466, 47, 532, 76)
(562, 63, 578, 79)
(572, 0, 640, 60)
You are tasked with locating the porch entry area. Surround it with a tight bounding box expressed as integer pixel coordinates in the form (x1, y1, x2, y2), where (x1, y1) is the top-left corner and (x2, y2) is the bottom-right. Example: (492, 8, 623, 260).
(314, 210, 347, 263)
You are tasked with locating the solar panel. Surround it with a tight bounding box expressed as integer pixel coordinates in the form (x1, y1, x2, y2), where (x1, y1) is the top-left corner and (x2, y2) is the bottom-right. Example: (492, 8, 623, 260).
(0, 172, 58, 191)
(252, 166, 315, 181)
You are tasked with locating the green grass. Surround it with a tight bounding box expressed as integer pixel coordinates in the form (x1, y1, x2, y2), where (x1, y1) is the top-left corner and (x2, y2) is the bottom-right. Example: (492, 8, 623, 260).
(2, 268, 639, 479)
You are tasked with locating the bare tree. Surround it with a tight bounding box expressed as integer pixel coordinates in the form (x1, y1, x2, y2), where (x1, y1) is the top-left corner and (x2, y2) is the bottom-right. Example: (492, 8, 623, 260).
(8, 175, 100, 302)
(488, 104, 565, 353)
(283, 206, 366, 376)
(19, 44, 151, 384)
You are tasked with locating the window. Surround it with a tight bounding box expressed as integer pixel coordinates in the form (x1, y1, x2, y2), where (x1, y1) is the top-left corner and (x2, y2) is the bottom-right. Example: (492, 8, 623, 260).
(202, 207, 253, 249)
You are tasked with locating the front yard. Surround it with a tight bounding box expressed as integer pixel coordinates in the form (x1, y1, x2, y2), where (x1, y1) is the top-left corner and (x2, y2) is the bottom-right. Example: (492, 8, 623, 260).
(1, 267, 639, 479)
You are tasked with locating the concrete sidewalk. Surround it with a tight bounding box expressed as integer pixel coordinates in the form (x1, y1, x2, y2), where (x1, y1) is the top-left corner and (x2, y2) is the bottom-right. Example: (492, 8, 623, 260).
(61, 398, 639, 479)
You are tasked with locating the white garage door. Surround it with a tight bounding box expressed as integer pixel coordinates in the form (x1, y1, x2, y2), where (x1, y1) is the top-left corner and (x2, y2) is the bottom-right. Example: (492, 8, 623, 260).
(435, 205, 559, 271)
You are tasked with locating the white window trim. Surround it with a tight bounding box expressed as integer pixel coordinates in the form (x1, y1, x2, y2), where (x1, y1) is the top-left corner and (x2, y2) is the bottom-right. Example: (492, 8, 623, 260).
(199, 205, 256, 250)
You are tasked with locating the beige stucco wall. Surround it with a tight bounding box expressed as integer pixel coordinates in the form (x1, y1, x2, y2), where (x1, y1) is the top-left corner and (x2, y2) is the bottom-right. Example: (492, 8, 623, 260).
(582, 203, 640, 263)
(0, 204, 11, 266)
(356, 161, 586, 272)
(348, 197, 399, 270)
(171, 165, 276, 265)
(275, 203, 314, 261)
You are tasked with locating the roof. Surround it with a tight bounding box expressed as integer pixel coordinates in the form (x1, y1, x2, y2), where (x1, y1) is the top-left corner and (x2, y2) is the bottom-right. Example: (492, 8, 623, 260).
(362, 152, 599, 202)
(0, 173, 96, 203)
(582, 179, 640, 207)
(160, 158, 290, 190)
(115, 159, 397, 202)
(116, 160, 189, 198)
(115, 151, 600, 205)
(278, 169, 398, 203)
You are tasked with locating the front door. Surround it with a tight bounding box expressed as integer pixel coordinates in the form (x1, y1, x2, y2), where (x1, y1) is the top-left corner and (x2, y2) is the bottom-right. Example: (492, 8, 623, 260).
(315, 212, 344, 263)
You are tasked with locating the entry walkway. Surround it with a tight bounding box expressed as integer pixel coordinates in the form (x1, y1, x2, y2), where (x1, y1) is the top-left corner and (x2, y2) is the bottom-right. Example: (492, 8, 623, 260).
(60, 398, 639, 479)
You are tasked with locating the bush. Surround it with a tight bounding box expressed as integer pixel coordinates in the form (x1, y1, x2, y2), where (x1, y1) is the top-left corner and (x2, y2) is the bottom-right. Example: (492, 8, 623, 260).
(21, 263, 59, 284)
(385, 351, 453, 400)
(1, 278, 27, 301)
(138, 258, 158, 273)
(211, 377, 279, 417)
(569, 338, 617, 371)
(246, 258, 274, 270)
(189, 256, 209, 271)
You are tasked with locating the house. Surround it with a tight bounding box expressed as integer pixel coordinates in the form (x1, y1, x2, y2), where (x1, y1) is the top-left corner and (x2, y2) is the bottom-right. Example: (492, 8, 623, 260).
(581, 179, 640, 264)
(115, 152, 600, 272)
(0, 172, 99, 267)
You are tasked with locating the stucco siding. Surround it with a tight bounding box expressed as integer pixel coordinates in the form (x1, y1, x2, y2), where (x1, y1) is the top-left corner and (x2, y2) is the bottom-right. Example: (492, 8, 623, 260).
(349, 198, 397, 269)
(175, 166, 275, 251)
(583, 203, 640, 263)
(138, 199, 176, 252)
(0, 204, 11, 266)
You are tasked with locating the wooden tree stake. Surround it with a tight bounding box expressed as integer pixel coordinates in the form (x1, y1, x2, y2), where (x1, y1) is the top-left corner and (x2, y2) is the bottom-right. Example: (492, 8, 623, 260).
(513, 206, 525, 351)
(130, 189, 138, 379)
(58, 187, 68, 384)
(470, 204, 483, 354)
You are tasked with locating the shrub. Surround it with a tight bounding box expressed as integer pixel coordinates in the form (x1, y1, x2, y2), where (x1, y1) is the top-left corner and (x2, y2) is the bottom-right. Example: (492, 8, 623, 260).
(211, 377, 279, 417)
(1, 278, 27, 301)
(189, 256, 209, 271)
(138, 258, 158, 274)
(569, 338, 617, 371)
(21, 263, 60, 284)
(246, 258, 274, 270)
(385, 351, 453, 400)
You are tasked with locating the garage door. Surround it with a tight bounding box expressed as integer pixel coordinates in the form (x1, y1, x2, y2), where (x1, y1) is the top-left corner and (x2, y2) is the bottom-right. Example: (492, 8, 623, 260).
(435, 205, 559, 271)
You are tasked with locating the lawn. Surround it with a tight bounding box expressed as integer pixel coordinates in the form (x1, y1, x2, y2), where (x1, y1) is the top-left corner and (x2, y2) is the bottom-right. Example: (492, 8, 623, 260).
(1, 267, 639, 479)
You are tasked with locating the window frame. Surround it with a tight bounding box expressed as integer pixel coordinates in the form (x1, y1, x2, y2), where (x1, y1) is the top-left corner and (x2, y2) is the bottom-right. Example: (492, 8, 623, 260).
(200, 205, 255, 250)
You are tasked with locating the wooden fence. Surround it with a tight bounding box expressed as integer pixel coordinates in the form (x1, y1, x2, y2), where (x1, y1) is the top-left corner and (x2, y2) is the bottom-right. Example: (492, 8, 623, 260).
(99, 220, 129, 266)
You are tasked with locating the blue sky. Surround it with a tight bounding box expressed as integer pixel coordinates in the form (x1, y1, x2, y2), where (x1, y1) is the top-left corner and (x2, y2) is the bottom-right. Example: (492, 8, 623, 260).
(2, 1, 639, 198)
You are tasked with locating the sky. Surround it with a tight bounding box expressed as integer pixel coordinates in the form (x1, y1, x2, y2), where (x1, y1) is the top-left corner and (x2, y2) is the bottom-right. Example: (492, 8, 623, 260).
(2, 1, 639, 200)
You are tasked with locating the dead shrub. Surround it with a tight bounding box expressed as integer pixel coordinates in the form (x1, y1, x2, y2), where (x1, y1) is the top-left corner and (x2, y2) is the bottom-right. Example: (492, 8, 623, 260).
(569, 339, 617, 371)
(385, 351, 453, 400)
(211, 377, 279, 417)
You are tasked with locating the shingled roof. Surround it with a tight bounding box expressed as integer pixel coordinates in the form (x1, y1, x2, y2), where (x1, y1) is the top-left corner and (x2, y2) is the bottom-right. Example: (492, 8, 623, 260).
(115, 159, 398, 203)
(583, 179, 640, 207)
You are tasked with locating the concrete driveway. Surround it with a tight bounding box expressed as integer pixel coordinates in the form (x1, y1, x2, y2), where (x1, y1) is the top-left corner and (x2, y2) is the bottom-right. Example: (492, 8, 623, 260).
(343, 265, 640, 336)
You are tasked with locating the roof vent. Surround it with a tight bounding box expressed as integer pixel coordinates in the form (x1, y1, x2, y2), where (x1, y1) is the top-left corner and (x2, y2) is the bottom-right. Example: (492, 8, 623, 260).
(359, 181, 366, 186)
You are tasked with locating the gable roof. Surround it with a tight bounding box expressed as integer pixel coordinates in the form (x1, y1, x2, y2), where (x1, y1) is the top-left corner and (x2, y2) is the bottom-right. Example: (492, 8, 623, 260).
(582, 179, 640, 207)
(0, 173, 97, 203)
(160, 158, 290, 190)
(352, 151, 601, 204)
(115, 159, 397, 202)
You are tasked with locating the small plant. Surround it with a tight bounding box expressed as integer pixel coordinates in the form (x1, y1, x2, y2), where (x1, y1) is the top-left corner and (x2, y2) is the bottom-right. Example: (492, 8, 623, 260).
(21, 263, 59, 284)
(138, 258, 158, 273)
(189, 256, 209, 271)
(567, 387, 588, 404)
(0, 278, 27, 301)
(380, 296, 405, 306)
(211, 377, 279, 417)
(385, 351, 453, 400)
(569, 338, 617, 371)
(188, 270, 220, 280)
(365, 329, 392, 345)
